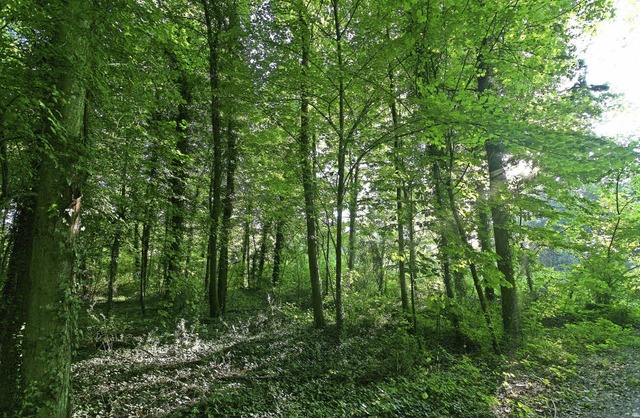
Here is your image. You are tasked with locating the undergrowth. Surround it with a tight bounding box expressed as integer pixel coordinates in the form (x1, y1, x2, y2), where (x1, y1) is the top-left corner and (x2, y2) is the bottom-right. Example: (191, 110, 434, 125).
(71, 296, 640, 417)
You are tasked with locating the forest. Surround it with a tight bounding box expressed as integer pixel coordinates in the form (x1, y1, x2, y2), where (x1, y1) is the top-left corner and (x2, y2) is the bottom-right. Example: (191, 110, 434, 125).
(1, 0, 639, 416)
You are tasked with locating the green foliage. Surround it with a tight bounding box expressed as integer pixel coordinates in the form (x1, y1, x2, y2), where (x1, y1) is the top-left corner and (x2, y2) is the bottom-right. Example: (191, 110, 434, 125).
(3, 0, 638, 414)
(561, 318, 638, 353)
(375, 356, 498, 417)
(84, 311, 133, 352)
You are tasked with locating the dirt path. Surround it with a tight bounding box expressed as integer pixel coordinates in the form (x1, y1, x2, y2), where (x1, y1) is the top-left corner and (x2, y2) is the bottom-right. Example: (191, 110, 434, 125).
(560, 345, 640, 417)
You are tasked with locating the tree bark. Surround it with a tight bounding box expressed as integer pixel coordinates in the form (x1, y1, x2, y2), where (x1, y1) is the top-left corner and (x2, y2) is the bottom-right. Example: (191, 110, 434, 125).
(21, 1, 90, 414)
(485, 141, 519, 338)
(347, 159, 359, 270)
(256, 219, 271, 288)
(435, 149, 499, 353)
(0, 198, 36, 415)
(165, 69, 192, 304)
(272, 219, 285, 286)
(217, 119, 238, 315)
(132, 223, 141, 312)
(405, 187, 418, 335)
(332, 0, 346, 332)
(202, 0, 224, 318)
(298, 8, 325, 328)
(240, 199, 252, 288)
(140, 222, 150, 314)
(107, 185, 126, 316)
(478, 43, 519, 340)
(372, 238, 385, 294)
(476, 182, 495, 301)
(107, 226, 121, 316)
(389, 67, 409, 312)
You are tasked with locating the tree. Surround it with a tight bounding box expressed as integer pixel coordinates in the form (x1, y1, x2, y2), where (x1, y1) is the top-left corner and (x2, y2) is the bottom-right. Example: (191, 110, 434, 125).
(297, 3, 325, 328)
(19, 1, 92, 414)
(201, 0, 225, 318)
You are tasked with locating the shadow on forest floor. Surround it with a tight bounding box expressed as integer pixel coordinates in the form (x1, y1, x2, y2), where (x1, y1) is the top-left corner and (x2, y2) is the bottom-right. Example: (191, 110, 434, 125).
(71, 299, 640, 417)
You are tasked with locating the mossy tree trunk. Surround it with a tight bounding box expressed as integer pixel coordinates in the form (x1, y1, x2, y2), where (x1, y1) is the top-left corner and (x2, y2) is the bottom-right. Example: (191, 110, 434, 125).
(20, 1, 91, 415)
(165, 70, 192, 305)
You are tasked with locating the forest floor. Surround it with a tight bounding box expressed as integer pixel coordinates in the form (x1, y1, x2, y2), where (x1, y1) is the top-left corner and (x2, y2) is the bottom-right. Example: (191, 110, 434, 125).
(71, 297, 640, 417)
(494, 333, 640, 417)
(570, 345, 640, 417)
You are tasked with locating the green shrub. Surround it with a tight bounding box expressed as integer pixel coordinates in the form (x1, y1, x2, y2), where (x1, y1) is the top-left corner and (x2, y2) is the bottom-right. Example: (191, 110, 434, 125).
(561, 318, 637, 353)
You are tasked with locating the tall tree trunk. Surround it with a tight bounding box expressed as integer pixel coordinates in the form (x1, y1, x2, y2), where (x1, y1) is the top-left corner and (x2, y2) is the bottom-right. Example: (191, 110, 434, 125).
(432, 159, 455, 296)
(165, 71, 191, 304)
(405, 187, 418, 335)
(21, 1, 90, 414)
(298, 9, 325, 328)
(133, 222, 141, 310)
(389, 66, 409, 312)
(332, 0, 346, 332)
(485, 142, 519, 338)
(476, 182, 495, 301)
(107, 227, 121, 316)
(202, 0, 224, 318)
(433, 180, 460, 332)
(256, 219, 271, 288)
(217, 119, 238, 315)
(272, 219, 285, 286)
(431, 154, 461, 331)
(249, 233, 258, 288)
(241, 199, 252, 288)
(435, 151, 499, 353)
(107, 185, 126, 316)
(140, 222, 150, 314)
(372, 239, 385, 294)
(478, 44, 519, 340)
(0, 198, 36, 415)
(348, 159, 359, 270)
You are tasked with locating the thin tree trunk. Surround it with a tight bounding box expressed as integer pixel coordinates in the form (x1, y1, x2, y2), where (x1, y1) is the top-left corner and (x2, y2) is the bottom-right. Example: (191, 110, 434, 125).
(298, 8, 325, 327)
(256, 219, 271, 288)
(405, 187, 418, 335)
(140, 222, 150, 314)
(133, 222, 141, 307)
(348, 159, 359, 270)
(389, 66, 409, 312)
(479, 44, 519, 340)
(454, 270, 466, 298)
(485, 141, 518, 338)
(476, 182, 495, 301)
(241, 199, 252, 288)
(332, 0, 346, 332)
(107, 228, 121, 316)
(249, 232, 258, 287)
(107, 185, 125, 316)
(521, 243, 534, 294)
(202, 0, 224, 318)
(372, 239, 385, 294)
(272, 219, 285, 286)
(435, 152, 499, 353)
(321, 219, 332, 297)
(217, 119, 237, 315)
(431, 156, 461, 331)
